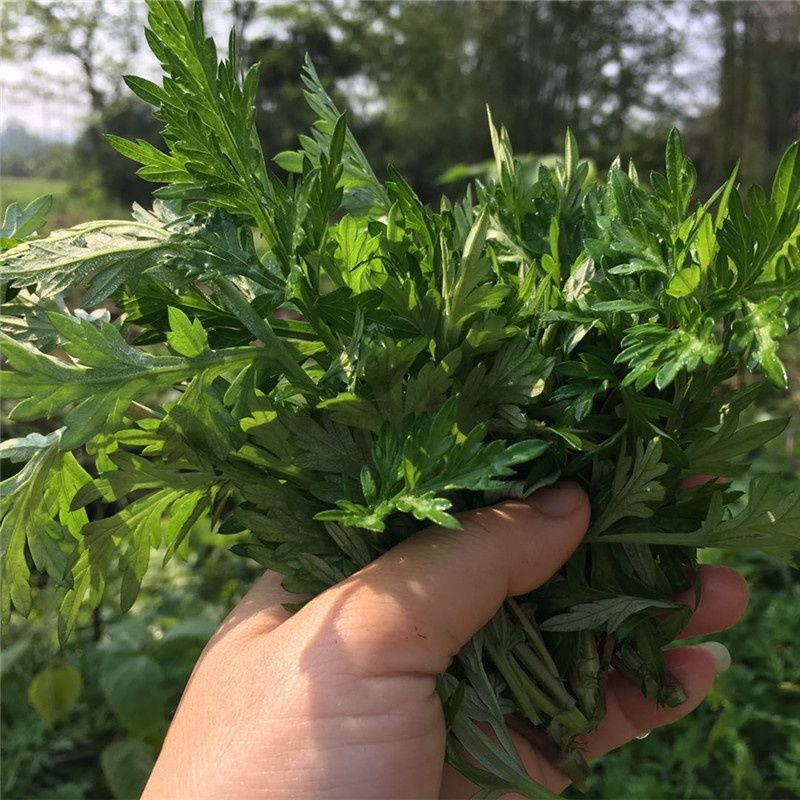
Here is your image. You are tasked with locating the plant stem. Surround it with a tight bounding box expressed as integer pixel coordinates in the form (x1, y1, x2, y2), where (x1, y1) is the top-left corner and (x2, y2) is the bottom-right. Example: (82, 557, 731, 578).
(505, 598, 560, 676)
(214, 275, 318, 397)
(513, 643, 580, 712)
(507, 715, 590, 791)
(612, 646, 687, 707)
(568, 630, 601, 720)
(484, 639, 542, 725)
(546, 720, 590, 791)
(486, 639, 591, 736)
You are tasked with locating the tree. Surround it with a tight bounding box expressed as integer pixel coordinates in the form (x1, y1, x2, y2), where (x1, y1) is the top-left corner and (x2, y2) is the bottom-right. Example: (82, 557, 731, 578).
(242, 2, 372, 164)
(0, 1, 159, 204)
(712, 1, 800, 186)
(376, 1, 684, 189)
(243, 1, 685, 198)
(0, 120, 73, 179)
(0, 0, 145, 117)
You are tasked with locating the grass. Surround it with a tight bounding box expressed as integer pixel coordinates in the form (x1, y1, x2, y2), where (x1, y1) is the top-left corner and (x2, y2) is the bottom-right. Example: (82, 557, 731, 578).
(1, 175, 128, 231)
(1, 176, 69, 205)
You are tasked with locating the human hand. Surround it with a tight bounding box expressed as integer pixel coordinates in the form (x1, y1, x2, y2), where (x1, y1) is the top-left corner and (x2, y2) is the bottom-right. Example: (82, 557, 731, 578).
(142, 483, 748, 799)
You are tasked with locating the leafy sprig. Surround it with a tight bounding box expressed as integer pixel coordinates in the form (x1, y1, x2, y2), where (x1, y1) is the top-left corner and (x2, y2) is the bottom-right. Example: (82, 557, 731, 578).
(1, 1, 799, 797)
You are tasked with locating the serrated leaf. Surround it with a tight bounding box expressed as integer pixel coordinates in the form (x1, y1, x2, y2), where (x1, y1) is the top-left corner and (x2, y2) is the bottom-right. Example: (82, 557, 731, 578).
(300, 55, 388, 215)
(158, 371, 237, 461)
(395, 492, 459, 528)
(540, 596, 678, 633)
(771, 140, 800, 221)
(166, 306, 209, 357)
(0, 194, 52, 248)
(666, 266, 701, 298)
(684, 415, 789, 477)
(0, 316, 261, 449)
(1, 443, 61, 620)
(0, 218, 172, 299)
(731, 298, 789, 388)
(0, 429, 63, 462)
(591, 439, 667, 535)
(596, 480, 800, 556)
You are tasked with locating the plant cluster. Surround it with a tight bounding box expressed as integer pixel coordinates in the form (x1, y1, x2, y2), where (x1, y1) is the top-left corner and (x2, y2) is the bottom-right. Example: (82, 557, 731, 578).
(1, 541, 247, 800)
(1, 2, 799, 796)
(579, 551, 800, 800)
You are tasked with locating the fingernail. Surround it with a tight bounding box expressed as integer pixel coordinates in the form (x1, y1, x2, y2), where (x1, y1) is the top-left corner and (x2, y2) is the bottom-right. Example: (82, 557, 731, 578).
(696, 641, 731, 673)
(530, 483, 584, 517)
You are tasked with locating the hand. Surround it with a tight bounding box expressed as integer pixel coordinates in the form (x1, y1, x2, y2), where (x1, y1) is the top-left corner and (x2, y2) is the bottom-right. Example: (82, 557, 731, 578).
(143, 483, 748, 799)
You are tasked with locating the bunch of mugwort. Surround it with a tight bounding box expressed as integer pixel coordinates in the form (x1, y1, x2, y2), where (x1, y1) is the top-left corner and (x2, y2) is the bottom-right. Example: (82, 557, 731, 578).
(1, 2, 798, 796)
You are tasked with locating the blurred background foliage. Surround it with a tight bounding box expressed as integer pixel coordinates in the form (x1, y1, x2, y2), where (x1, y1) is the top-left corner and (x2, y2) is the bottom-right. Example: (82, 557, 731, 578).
(1, 1, 799, 798)
(2, 0, 800, 215)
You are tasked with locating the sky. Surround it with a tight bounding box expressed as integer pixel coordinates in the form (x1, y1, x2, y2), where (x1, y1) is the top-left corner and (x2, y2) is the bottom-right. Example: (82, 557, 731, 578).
(1, 59, 96, 140)
(0, 0, 245, 140)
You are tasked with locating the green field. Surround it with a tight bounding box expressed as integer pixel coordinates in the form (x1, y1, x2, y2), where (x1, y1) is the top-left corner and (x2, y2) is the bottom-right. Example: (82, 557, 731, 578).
(1, 175, 128, 229)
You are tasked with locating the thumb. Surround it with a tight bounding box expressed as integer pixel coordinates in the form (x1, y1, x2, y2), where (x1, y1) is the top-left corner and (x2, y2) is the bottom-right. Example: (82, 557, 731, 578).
(302, 483, 590, 677)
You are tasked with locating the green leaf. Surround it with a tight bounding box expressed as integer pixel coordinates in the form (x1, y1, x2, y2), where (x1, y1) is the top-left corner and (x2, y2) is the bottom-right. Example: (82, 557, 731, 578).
(714, 161, 740, 229)
(594, 480, 800, 557)
(1, 442, 61, 619)
(540, 596, 678, 633)
(273, 150, 304, 173)
(0, 429, 63, 462)
(158, 371, 236, 461)
(0, 194, 52, 249)
(101, 738, 156, 800)
(444, 208, 499, 330)
(730, 298, 789, 388)
(699, 480, 800, 554)
(0, 218, 172, 300)
(0, 314, 262, 449)
(166, 306, 209, 357)
(666, 266, 701, 298)
(100, 654, 165, 735)
(299, 55, 388, 215)
(591, 439, 668, 535)
(27, 663, 82, 727)
(684, 415, 789, 477)
(60, 486, 202, 636)
(113, 0, 276, 241)
(617, 321, 721, 391)
(317, 393, 384, 433)
(395, 492, 459, 528)
(770, 141, 800, 221)
(663, 127, 696, 219)
(563, 128, 578, 186)
(122, 74, 170, 107)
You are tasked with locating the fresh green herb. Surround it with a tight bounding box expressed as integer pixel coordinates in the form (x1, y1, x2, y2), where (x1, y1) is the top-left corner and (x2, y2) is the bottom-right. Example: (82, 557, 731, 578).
(1, 1, 799, 796)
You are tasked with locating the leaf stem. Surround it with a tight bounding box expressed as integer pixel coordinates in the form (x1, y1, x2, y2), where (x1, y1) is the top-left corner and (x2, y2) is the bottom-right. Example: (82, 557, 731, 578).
(486, 638, 591, 735)
(484, 640, 542, 724)
(513, 644, 578, 712)
(612, 646, 687, 707)
(214, 275, 317, 397)
(505, 598, 561, 676)
(583, 530, 701, 546)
